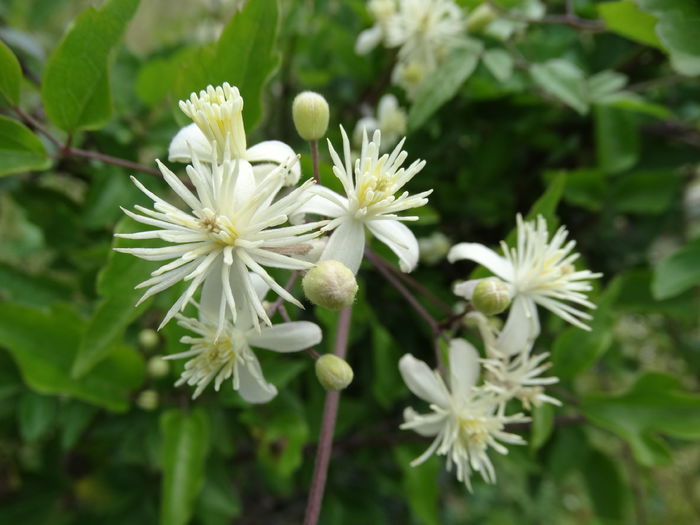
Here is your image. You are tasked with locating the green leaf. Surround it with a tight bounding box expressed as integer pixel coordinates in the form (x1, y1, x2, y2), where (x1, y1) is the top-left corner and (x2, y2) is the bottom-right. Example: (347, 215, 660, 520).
(0, 116, 50, 176)
(611, 170, 680, 214)
(0, 39, 22, 105)
(394, 446, 440, 525)
(530, 60, 588, 115)
(594, 105, 639, 174)
(582, 449, 628, 521)
(551, 279, 618, 380)
(530, 403, 554, 452)
(60, 401, 98, 450)
(0, 261, 71, 307)
(18, 391, 58, 442)
(598, 1, 662, 48)
(41, 0, 140, 131)
(160, 409, 210, 525)
(173, 0, 281, 131)
(482, 48, 514, 82)
(637, 0, 700, 76)
(408, 39, 483, 130)
(0, 302, 144, 412)
(582, 373, 700, 466)
(371, 322, 403, 408)
(652, 237, 700, 299)
(72, 217, 156, 377)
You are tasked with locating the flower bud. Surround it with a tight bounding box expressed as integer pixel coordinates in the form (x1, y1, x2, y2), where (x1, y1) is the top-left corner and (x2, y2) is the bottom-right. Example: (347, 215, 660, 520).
(146, 356, 169, 378)
(302, 260, 358, 311)
(138, 328, 159, 350)
(292, 91, 329, 141)
(466, 3, 498, 33)
(136, 390, 159, 411)
(315, 354, 354, 391)
(471, 278, 511, 316)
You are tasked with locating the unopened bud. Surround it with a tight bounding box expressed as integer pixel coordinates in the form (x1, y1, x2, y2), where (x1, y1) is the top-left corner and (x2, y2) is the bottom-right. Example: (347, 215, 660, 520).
(292, 91, 329, 141)
(136, 390, 159, 411)
(138, 328, 159, 350)
(146, 356, 169, 378)
(315, 354, 354, 391)
(302, 260, 358, 311)
(472, 278, 511, 316)
(466, 3, 498, 33)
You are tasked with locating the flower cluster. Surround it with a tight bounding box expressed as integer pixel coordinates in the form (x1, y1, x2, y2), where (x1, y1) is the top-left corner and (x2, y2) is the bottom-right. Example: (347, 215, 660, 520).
(399, 214, 600, 488)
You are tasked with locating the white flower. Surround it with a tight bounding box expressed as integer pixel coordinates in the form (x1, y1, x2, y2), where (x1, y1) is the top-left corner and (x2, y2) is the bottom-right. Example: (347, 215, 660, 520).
(116, 153, 323, 330)
(399, 339, 528, 489)
(298, 127, 431, 274)
(354, 94, 407, 153)
(165, 274, 322, 402)
(418, 231, 451, 265)
(355, 0, 397, 54)
(168, 83, 301, 186)
(448, 214, 601, 354)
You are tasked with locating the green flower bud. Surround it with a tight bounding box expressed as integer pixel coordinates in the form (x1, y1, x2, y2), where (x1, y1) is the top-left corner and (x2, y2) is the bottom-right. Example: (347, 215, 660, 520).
(466, 3, 498, 33)
(472, 278, 511, 316)
(302, 260, 358, 311)
(292, 91, 330, 141)
(315, 354, 354, 391)
(138, 328, 159, 350)
(146, 356, 169, 378)
(136, 390, 159, 411)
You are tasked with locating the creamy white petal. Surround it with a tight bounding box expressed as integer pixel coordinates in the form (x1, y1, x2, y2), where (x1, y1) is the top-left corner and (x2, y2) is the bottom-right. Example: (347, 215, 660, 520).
(496, 295, 539, 355)
(296, 186, 348, 218)
(319, 218, 366, 274)
(447, 243, 513, 281)
(448, 338, 481, 398)
(237, 357, 278, 404)
(398, 354, 449, 407)
(168, 123, 214, 163)
(366, 219, 419, 272)
(402, 407, 446, 436)
(249, 321, 322, 352)
(246, 140, 300, 183)
(355, 25, 383, 54)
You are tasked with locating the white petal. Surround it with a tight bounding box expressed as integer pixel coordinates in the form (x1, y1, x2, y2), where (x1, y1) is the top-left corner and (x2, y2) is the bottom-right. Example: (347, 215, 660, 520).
(168, 123, 214, 163)
(367, 219, 419, 272)
(248, 321, 322, 352)
(295, 186, 348, 218)
(199, 261, 224, 321)
(355, 26, 383, 54)
(232, 159, 257, 210)
(319, 218, 365, 274)
(398, 354, 449, 407)
(448, 338, 480, 398)
(447, 243, 513, 281)
(402, 407, 445, 437)
(238, 356, 277, 404)
(496, 295, 539, 355)
(247, 140, 301, 185)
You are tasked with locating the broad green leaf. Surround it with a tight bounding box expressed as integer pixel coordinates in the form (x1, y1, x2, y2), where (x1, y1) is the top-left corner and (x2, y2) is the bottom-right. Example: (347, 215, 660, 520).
(41, 0, 140, 131)
(160, 409, 210, 525)
(525, 173, 566, 224)
(594, 105, 639, 174)
(18, 391, 58, 442)
(371, 322, 403, 408)
(582, 449, 628, 521)
(0, 39, 22, 105)
(611, 171, 680, 214)
(652, 237, 700, 299)
(0, 303, 144, 411)
(551, 279, 618, 380)
(60, 401, 98, 450)
(602, 93, 670, 118)
(394, 446, 440, 525)
(173, 0, 281, 131)
(598, 1, 662, 48)
(408, 39, 483, 130)
(195, 462, 242, 525)
(544, 169, 606, 212)
(482, 48, 513, 82)
(0, 116, 50, 176)
(637, 0, 700, 76)
(530, 60, 588, 115)
(0, 261, 71, 307)
(582, 373, 700, 466)
(530, 403, 554, 452)
(72, 217, 156, 377)
(588, 70, 628, 103)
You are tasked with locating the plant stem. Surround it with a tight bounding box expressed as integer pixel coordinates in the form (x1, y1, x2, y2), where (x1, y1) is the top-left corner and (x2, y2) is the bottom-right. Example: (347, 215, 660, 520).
(310, 139, 320, 183)
(12, 106, 62, 148)
(303, 306, 352, 525)
(66, 147, 161, 176)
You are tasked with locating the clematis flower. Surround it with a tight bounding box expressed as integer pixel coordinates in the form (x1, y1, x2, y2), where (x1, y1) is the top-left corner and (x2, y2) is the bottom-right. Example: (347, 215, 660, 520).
(354, 94, 407, 152)
(168, 83, 301, 186)
(116, 152, 324, 331)
(298, 127, 431, 274)
(448, 214, 601, 354)
(165, 274, 322, 402)
(399, 339, 528, 489)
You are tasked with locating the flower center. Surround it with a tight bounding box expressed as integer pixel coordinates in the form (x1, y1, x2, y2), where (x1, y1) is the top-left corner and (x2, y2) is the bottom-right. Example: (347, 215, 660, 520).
(458, 416, 490, 449)
(357, 162, 396, 208)
(197, 209, 239, 245)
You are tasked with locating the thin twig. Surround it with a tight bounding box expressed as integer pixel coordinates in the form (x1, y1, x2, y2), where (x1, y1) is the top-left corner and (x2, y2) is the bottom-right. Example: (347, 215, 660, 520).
(303, 306, 352, 525)
(12, 106, 62, 148)
(66, 147, 161, 176)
